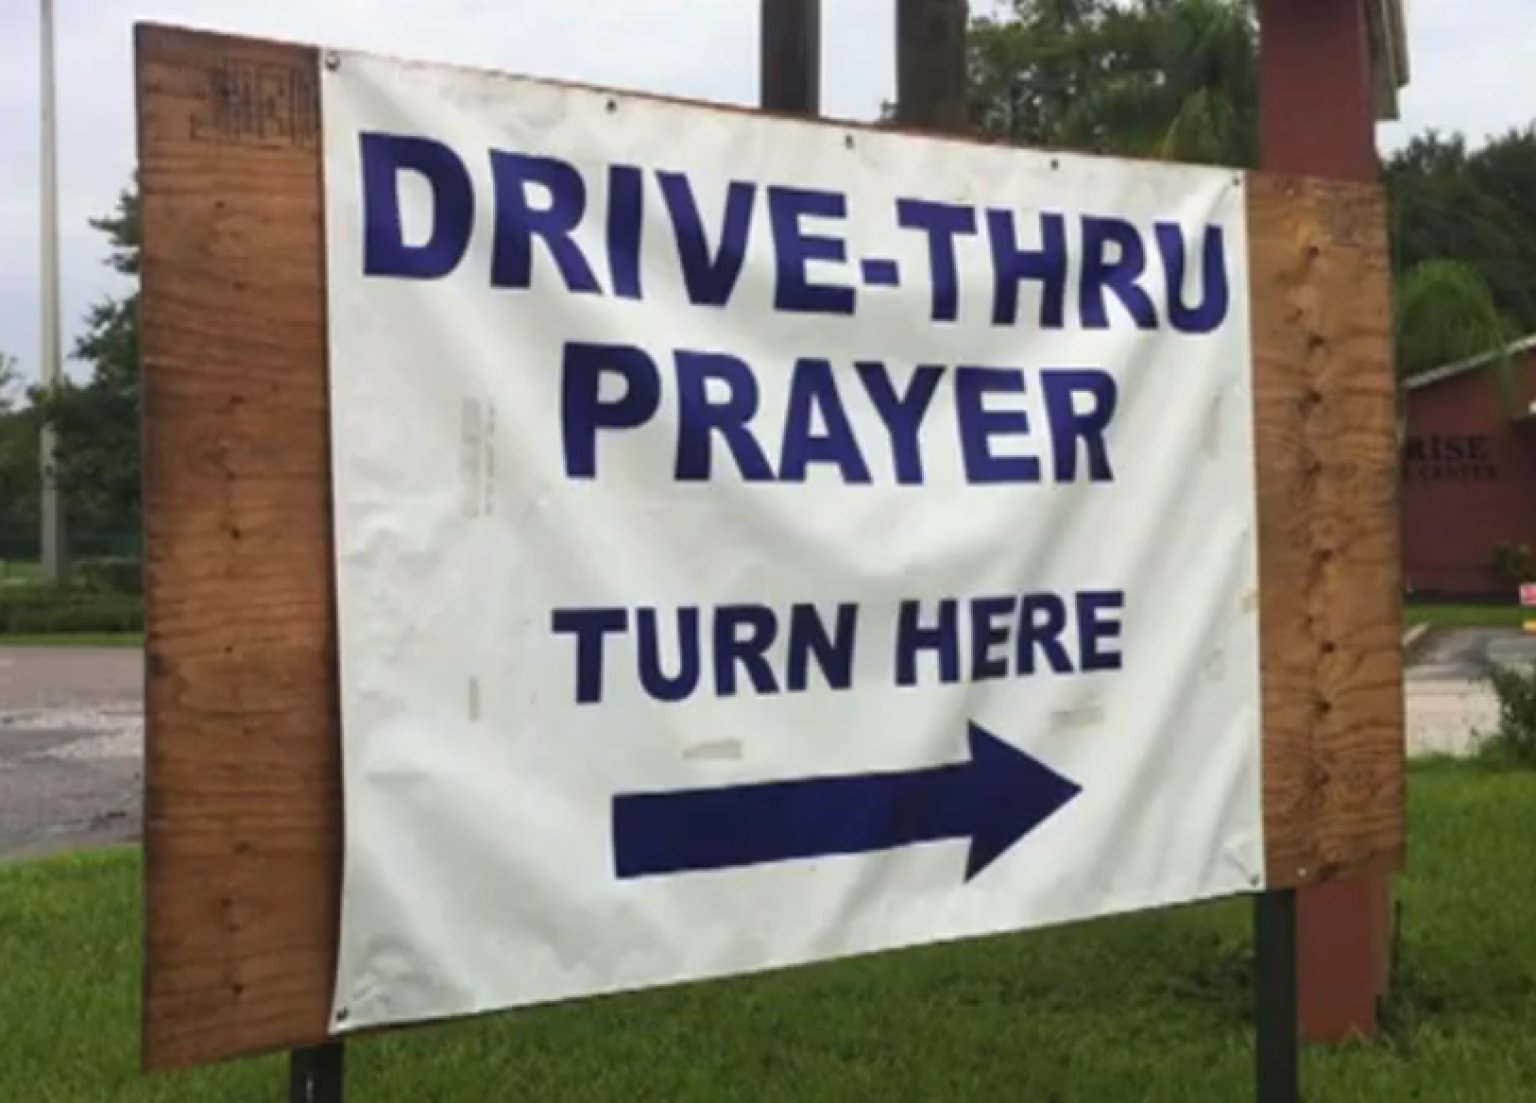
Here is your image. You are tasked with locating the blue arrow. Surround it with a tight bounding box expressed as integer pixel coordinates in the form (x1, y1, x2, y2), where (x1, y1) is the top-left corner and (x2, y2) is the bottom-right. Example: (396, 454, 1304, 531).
(612, 723, 1081, 882)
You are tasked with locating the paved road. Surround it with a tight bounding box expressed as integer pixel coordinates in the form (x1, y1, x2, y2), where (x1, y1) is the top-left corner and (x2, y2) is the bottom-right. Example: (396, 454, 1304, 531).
(0, 647, 143, 860)
(1406, 628, 1536, 757)
(1, 629, 1533, 860)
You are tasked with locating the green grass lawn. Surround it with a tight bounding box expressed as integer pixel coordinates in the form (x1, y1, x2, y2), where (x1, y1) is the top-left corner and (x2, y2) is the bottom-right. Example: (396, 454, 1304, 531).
(1405, 603, 1530, 629)
(0, 632, 143, 648)
(0, 560, 42, 587)
(3, 761, 1535, 1101)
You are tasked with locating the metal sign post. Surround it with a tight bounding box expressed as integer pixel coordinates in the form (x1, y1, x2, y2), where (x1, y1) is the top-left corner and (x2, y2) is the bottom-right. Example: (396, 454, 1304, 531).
(289, 1042, 345, 1103)
(1255, 890, 1301, 1103)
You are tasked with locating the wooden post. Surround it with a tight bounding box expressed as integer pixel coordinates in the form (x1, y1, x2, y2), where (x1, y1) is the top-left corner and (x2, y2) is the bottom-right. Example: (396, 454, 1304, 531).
(137, 25, 341, 1070)
(760, 0, 821, 116)
(1256, 0, 1393, 1043)
(895, 0, 969, 132)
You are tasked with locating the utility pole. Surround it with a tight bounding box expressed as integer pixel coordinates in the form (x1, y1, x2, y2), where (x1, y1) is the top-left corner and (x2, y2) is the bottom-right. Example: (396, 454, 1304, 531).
(760, 0, 821, 116)
(895, 0, 969, 132)
(39, 0, 66, 583)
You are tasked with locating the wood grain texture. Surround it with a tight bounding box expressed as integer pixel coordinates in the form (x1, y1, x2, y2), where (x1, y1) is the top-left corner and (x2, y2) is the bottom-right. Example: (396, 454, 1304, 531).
(1247, 172, 1406, 888)
(136, 23, 1404, 1070)
(137, 24, 339, 1070)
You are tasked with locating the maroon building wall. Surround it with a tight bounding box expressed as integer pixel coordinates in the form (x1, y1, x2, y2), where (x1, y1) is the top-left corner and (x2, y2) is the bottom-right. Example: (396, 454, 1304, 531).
(1401, 351, 1536, 597)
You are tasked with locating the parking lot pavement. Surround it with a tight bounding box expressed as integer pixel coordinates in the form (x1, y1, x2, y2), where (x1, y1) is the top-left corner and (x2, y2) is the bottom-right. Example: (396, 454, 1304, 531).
(0, 647, 143, 860)
(0, 628, 1531, 860)
(1406, 628, 1536, 757)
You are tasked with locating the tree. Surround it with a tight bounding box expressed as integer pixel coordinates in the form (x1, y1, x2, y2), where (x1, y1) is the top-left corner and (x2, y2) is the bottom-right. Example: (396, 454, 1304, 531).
(36, 185, 141, 551)
(966, 0, 1120, 148)
(1146, 0, 1257, 165)
(0, 353, 17, 412)
(1395, 261, 1511, 379)
(966, 0, 1258, 167)
(1385, 132, 1536, 337)
(1395, 259, 1515, 402)
(0, 354, 40, 557)
(1467, 126, 1536, 264)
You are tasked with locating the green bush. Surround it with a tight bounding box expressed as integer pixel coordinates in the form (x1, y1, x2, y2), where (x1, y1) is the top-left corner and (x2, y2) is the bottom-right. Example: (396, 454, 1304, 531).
(1491, 541, 1536, 587)
(1481, 661, 1536, 765)
(73, 556, 144, 595)
(0, 586, 144, 635)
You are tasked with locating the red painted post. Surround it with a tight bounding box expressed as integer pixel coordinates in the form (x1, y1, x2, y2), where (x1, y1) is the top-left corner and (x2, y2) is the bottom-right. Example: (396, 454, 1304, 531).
(1256, 0, 1393, 1043)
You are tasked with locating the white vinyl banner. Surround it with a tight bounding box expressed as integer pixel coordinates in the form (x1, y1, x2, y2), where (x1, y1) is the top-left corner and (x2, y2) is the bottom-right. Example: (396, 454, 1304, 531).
(320, 49, 1264, 1033)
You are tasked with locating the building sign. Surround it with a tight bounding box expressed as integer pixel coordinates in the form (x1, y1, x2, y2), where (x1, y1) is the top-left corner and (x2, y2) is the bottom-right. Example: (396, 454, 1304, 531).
(319, 50, 1264, 1033)
(1403, 434, 1498, 482)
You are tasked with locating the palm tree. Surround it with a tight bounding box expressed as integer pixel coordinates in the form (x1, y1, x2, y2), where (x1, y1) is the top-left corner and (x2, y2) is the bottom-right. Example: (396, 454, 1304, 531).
(1055, 0, 1258, 167)
(1150, 0, 1257, 165)
(1395, 259, 1515, 406)
(1390, 259, 1518, 460)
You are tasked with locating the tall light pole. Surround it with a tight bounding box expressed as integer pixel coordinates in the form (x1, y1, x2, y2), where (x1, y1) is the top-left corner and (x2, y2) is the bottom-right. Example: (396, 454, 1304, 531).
(39, 0, 66, 582)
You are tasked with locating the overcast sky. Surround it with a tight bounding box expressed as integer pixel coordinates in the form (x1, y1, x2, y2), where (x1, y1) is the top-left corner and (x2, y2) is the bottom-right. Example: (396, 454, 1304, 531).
(1, 0, 1530, 386)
